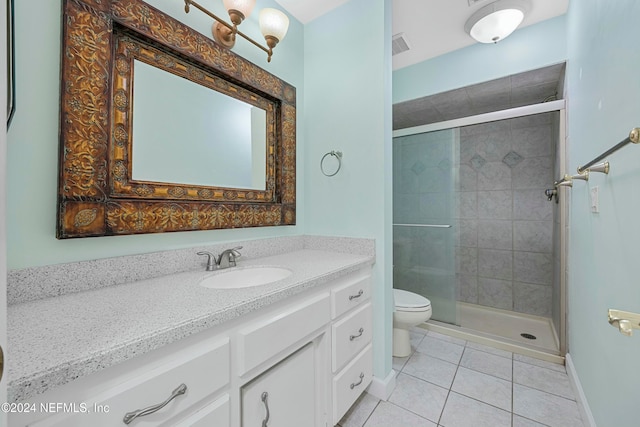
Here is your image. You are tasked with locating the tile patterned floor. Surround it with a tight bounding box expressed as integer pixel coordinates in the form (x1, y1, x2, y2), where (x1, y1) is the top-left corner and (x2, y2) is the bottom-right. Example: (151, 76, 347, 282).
(337, 328, 585, 427)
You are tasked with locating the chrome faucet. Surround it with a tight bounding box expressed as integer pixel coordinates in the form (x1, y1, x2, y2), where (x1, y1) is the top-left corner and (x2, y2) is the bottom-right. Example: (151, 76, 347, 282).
(197, 246, 243, 271)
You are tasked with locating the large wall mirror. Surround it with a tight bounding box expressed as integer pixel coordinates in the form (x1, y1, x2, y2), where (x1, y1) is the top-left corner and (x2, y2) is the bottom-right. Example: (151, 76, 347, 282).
(131, 59, 267, 190)
(57, 0, 296, 238)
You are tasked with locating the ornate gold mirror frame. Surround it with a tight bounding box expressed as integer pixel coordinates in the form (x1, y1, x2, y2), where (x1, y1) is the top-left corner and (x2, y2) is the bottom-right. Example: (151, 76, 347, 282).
(57, 0, 296, 239)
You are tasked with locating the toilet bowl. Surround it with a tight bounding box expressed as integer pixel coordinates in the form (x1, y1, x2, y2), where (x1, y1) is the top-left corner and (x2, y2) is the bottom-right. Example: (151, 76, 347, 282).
(393, 288, 432, 358)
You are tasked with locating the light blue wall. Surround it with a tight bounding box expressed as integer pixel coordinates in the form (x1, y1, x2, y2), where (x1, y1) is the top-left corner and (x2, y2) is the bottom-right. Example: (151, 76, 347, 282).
(393, 14, 567, 104)
(566, 1, 640, 425)
(304, 0, 393, 379)
(6, 0, 304, 269)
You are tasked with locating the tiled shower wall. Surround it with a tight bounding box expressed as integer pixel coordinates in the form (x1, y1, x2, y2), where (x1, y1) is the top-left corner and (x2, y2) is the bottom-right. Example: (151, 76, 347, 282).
(455, 112, 556, 317)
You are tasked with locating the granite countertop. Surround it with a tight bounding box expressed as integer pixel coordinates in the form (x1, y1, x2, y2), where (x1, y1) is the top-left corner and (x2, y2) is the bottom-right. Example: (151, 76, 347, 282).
(8, 249, 374, 403)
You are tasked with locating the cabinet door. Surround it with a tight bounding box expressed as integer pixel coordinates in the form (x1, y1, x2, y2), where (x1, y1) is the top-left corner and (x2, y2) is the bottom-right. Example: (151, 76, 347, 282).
(241, 343, 315, 427)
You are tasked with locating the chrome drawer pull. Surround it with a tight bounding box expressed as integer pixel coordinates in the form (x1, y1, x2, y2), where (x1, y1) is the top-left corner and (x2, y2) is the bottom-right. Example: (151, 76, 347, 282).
(350, 373, 365, 390)
(261, 392, 270, 427)
(349, 289, 364, 301)
(122, 383, 187, 425)
(350, 327, 364, 341)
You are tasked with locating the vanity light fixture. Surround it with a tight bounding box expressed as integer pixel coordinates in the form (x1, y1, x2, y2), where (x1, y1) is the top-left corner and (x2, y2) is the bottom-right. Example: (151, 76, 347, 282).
(464, 0, 531, 44)
(184, 0, 289, 62)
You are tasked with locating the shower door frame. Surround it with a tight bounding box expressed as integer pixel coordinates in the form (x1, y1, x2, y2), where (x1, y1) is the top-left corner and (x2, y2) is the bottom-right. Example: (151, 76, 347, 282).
(393, 99, 568, 356)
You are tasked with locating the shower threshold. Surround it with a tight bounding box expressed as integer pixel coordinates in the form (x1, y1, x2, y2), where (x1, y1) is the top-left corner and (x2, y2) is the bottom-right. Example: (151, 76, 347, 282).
(419, 302, 564, 365)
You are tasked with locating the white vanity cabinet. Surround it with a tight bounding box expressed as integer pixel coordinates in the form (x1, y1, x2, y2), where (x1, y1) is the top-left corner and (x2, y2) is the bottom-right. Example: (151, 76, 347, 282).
(329, 271, 373, 424)
(236, 293, 330, 376)
(23, 336, 232, 427)
(10, 267, 373, 427)
(241, 343, 316, 427)
(236, 291, 330, 427)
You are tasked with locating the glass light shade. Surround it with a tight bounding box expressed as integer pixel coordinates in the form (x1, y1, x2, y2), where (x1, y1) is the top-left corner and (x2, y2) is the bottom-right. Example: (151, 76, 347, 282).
(223, 0, 255, 18)
(469, 8, 524, 43)
(259, 8, 289, 42)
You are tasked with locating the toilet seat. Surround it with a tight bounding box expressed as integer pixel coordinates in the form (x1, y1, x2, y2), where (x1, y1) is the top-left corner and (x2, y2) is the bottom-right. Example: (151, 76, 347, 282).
(394, 288, 431, 312)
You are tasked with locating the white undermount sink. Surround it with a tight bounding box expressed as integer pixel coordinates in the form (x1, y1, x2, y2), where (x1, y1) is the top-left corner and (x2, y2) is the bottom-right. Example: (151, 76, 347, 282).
(199, 267, 293, 289)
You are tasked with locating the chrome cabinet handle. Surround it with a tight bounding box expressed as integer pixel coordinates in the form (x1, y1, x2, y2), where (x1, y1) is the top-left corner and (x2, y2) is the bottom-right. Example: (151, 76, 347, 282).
(349, 327, 364, 341)
(350, 373, 364, 390)
(349, 289, 364, 301)
(122, 383, 187, 425)
(261, 392, 270, 427)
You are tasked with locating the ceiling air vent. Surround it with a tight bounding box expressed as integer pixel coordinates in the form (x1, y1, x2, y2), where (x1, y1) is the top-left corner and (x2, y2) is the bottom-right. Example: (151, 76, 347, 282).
(392, 33, 410, 56)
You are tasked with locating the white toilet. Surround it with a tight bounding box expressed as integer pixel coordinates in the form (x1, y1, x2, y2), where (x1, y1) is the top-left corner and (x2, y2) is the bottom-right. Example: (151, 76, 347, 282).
(393, 288, 432, 357)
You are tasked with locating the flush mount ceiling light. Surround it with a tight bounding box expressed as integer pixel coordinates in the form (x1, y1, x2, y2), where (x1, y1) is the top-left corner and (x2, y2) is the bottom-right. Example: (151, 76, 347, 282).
(464, 0, 531, 44)
(184, 0, 289, 62)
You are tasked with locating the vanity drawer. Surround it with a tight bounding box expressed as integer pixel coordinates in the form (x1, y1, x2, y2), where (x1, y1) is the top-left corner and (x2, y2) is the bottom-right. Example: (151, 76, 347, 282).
(29, 338, 230, 427)
(174, 394, 229, 427)
(331, 274, 371, 319)
(238, 292, 330, 375)
(332, 344, 373, 425)
(332, 302, 372, 372)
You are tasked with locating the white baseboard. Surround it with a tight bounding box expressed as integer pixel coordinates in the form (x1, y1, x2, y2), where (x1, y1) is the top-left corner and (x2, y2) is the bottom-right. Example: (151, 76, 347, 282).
(366, 369, 397, 401)
(566, 353, 597, 427)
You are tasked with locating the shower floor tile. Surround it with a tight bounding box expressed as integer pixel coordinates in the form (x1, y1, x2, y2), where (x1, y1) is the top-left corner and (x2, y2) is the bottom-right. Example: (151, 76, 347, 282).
(337, 331, 585, 427)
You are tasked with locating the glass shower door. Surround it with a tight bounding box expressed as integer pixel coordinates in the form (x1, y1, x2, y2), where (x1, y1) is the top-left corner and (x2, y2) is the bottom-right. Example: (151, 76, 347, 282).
(393, 128, 458, 325)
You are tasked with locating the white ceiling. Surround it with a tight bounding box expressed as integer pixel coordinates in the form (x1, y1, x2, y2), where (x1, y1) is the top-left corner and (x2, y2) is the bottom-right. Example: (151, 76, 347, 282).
(274, 0, 569, 70)
(273, 0, 352, 24)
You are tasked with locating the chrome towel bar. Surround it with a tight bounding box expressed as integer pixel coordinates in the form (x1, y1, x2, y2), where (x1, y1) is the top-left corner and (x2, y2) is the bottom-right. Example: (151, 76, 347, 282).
(547, 172, 590, 201)
(577, 127, 639, 174)
(545, 127, 638, 202)
(554, 175, 573, 188)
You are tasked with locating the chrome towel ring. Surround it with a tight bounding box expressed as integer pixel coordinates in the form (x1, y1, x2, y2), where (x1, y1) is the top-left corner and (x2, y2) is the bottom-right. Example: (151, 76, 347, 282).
(320, 150, 343, 177)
